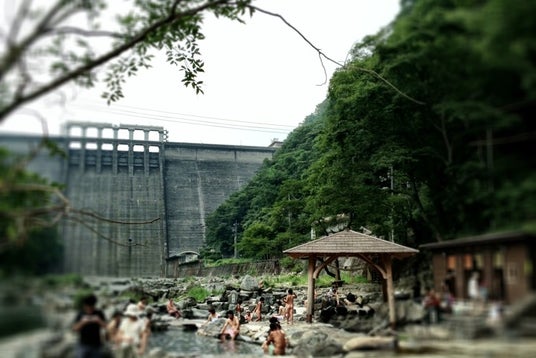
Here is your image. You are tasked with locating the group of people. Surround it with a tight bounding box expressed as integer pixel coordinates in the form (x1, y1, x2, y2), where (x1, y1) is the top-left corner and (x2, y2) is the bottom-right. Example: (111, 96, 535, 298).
(215, 288, 298, 355)
(269, 289, 299, 326)
(73, 294, 153, 357)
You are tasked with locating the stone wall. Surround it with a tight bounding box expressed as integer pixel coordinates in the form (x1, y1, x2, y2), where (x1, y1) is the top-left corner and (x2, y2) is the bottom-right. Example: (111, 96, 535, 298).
(0, 128, 274, 277)
(167, 259, 283, 278)
(162, 143, 272, 257)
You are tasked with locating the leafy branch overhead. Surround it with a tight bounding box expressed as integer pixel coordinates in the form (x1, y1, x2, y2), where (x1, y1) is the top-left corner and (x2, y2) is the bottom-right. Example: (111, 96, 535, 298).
(0, 0, 423, 124)
(0, 0, 253, 121)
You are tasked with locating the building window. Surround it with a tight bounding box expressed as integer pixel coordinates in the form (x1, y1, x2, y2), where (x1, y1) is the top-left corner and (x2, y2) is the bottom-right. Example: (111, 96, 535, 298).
(447, 255, 456, 270)
(493, 251, 504, 269)
(464, 254, 473, 269)
(474, 254, 483, 269)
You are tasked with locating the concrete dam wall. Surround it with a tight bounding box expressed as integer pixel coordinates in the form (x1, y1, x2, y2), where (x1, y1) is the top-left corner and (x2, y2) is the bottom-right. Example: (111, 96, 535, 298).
(0, 122, 275, 276)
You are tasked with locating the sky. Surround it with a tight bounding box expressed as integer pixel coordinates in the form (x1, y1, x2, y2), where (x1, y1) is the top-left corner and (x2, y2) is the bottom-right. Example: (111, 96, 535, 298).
(0, 0, 401, 147)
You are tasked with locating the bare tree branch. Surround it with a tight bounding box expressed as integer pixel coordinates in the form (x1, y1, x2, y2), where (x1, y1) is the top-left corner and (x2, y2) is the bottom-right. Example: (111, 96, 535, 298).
(66, 216, 147, 247)
(45, 27, 125, 39)
(14, 55, 31, 100)
(316, 52, 328, 86)
(75, 208, 160, 225)
(0, 0, 65, 81)
(248, 5, 426, 105)
(7, 0, 33, 45)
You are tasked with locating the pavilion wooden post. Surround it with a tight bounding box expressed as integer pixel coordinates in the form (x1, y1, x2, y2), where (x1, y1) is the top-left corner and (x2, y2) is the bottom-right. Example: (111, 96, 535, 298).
(382, 254, 396, 328)
(306, 255, 316, 323)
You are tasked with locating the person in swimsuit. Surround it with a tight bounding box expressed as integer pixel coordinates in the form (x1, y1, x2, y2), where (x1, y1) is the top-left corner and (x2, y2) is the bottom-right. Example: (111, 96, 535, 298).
(220, 310, 240, 341)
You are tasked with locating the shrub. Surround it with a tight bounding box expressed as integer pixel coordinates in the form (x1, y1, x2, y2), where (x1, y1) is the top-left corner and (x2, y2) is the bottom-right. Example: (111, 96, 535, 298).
(280, 256, 303, 273)
(186, 286, 210, 302)
(42, 273, 84, 288)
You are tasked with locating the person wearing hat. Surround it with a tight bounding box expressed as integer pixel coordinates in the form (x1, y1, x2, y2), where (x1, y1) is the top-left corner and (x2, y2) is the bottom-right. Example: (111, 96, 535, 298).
(116, 304, 144, 353)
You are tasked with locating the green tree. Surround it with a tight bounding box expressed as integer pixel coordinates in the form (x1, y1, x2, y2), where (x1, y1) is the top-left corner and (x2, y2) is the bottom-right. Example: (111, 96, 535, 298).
(0, 147, 63, 272)
(310, 0, 535, 244)
(210, 0, 536, 259)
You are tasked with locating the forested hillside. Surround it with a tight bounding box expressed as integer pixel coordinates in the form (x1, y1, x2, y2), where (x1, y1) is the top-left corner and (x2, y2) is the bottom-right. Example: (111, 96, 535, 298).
(204, 0, 536, 260)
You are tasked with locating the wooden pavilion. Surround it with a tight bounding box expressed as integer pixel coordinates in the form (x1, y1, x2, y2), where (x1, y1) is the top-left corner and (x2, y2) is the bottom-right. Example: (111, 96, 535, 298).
(284, 229, 418, 326)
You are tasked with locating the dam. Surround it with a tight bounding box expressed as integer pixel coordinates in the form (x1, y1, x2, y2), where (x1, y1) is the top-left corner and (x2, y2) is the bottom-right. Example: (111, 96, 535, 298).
(0, 122, 276, 276)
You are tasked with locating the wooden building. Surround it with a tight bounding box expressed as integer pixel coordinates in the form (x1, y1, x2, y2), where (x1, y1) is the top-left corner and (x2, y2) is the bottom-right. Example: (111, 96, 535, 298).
(420, 231, 536, 304)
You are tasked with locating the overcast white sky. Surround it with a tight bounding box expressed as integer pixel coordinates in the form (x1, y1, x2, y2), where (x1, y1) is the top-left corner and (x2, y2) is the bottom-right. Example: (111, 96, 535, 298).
(0, 0, 400, 147)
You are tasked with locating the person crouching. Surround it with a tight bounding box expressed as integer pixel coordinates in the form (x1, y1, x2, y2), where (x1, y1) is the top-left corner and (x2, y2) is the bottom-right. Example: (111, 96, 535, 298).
(220, 310, 240, 342)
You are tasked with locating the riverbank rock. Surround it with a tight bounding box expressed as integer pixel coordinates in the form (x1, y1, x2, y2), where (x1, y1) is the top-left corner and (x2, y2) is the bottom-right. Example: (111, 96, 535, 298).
(240, 275, 260, 292)
(291, 330, 343, 357)
(343, 335, 397, 351)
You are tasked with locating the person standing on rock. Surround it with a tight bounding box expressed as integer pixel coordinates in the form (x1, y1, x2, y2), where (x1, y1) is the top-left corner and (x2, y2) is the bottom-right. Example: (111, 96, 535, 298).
(220, 310, 240, 341)
(254, 297, 265, 322)
(72, 293, 107, 358)
(235, 299, 243, 321)
(283, 289, 297, 325)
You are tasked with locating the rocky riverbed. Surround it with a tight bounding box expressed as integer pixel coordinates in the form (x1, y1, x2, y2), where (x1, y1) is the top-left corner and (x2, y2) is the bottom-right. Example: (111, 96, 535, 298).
(1, 275, 535, 357)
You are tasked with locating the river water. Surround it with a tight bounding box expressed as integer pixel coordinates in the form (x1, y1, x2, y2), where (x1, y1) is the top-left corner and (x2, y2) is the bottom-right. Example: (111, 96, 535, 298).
(147, 329, 536, 358)
(148, 329, 264, 356)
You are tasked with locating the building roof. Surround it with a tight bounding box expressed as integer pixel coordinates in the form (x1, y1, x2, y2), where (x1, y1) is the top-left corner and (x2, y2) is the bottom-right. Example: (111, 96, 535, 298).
(283, 229, 418, 259)
(420, 230, 535, 251)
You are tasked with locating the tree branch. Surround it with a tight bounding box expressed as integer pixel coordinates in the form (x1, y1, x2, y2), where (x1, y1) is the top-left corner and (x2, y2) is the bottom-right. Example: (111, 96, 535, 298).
(0, 0, 231, 122)
(66, 216, 147, 247)
(75, 208, 160, 225)
(0, 0, 66, 81)
(248, 5, 425, 105)
(7, 0, 33, 45)
(45, 27, 125, 39)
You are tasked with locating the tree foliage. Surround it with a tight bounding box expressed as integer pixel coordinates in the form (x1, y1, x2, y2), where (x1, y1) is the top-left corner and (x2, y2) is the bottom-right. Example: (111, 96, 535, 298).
(0, 147, 63, 274)
(205, 0, 536, 258)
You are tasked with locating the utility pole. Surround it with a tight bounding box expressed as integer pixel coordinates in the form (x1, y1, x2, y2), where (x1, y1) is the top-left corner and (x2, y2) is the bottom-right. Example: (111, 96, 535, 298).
(390, 166, 395, 242)
(233, 221, 238, 258)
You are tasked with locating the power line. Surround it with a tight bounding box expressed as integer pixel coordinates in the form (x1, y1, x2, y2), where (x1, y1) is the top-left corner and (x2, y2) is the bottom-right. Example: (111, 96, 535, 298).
(68, 103, 293, 134)
(72, 99, 297, 129)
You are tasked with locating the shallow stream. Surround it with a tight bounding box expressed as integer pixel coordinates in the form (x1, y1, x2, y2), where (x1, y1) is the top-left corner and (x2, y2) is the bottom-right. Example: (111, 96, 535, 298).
(148, 329, 264, 356)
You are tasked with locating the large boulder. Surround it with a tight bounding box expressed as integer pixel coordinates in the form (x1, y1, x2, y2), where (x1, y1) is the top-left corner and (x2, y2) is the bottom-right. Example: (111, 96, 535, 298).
(291, 330, 343, 357)
(240, 275, 259, 292)
(196, 318, 226, 337)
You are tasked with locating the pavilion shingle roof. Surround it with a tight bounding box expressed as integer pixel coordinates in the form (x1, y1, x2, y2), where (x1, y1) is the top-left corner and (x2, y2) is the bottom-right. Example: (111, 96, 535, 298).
(284, 229, 418, 259)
